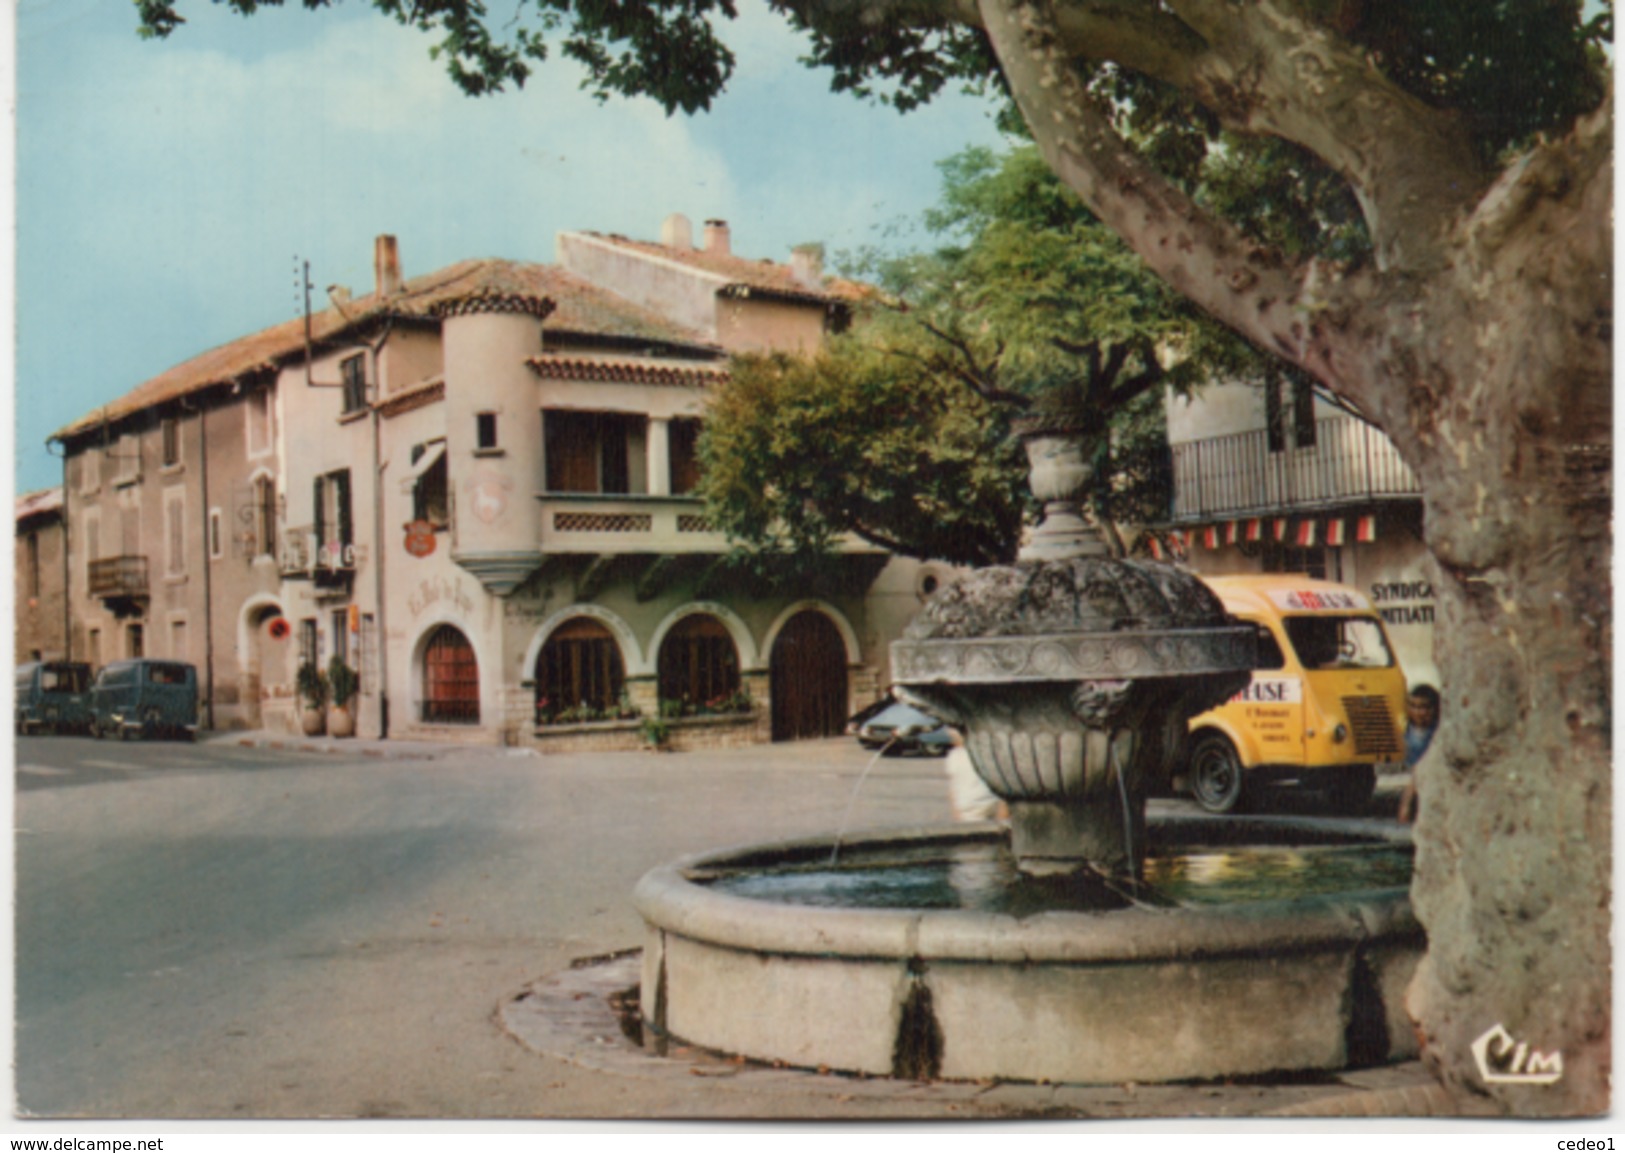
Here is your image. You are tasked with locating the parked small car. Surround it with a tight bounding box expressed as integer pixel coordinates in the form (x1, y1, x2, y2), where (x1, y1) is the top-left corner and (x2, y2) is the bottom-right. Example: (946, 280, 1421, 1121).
(14, 661, 95, 735)
(90, 659, 199, 741)
(855, 701, 953, 757)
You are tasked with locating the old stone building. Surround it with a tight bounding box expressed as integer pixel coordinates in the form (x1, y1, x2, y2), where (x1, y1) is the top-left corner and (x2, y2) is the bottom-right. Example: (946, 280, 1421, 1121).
(49, 218, 948, 748)
(14, 488, 68, 664)
(1162, 378, 1436, 686)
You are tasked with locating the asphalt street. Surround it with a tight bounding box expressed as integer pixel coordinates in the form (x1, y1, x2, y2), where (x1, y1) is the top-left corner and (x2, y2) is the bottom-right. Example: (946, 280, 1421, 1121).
(14, 732, 1431, 1122)
(14, 733, 968, 1119)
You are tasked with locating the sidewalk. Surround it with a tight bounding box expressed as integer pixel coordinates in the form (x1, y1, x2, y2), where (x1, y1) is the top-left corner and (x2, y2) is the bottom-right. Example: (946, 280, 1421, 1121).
(207, 726, 539, 763)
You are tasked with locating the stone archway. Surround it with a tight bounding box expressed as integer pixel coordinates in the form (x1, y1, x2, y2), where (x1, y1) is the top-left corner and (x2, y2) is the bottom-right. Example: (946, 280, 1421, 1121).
(236, 595, 286, 730)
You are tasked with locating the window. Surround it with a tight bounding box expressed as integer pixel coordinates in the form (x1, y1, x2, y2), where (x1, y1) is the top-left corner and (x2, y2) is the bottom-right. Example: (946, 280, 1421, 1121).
(476, 412, 499, 451)
(247, 388, 273, 456)
(341, 354, 367, 415)
(314, 470, 353, 566)
(1266, 372, 1317, 453)
(657, 615, 740, 709)
(1249, 624, 1286, 671)
(87, 628, 101, 666)
(165, 489, 186, 575)
(422, 625, 480, 724)
(669, 418, 703, 495)
(1263, 543, 1338, 582)
(253, 475, 278, 559)
(171, 619, 189, 662)
(113, 432, 141, 484)
(299, 619, 319, 670)
(209, 508, 223, 560)
(544, 411, 646, 494)
(127, 623, 145, 659)
(331, 609, 350, 668)
(26, 532, 40, 598)
(80, 448, 101, 493)
(1283, 616, 1395, 671)
(535, 618, 625, 722)
(161, 417, 181, 467)
(83, 513, 101, 578)
(410, 443, 450, 528)
(1293, 377, 1317, 449)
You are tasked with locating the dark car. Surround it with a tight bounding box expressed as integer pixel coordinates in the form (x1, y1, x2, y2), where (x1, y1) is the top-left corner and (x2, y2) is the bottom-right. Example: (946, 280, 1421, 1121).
(90, 659, 199, 741)
(15, 661, 95, 735)
(855, 701, 952, 757)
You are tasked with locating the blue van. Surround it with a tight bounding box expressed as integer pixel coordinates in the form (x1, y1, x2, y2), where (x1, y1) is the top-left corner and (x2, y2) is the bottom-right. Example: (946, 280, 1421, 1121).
(90, 659, 199, 741)
(14, 661, 95, 735)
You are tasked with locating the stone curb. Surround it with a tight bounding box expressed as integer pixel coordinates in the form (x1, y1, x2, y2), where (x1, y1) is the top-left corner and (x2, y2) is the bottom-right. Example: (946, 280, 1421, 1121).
(499, 950, 1469, 1121)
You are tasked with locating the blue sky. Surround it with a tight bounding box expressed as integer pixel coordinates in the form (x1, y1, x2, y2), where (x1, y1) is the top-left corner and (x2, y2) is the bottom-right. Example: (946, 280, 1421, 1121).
(12, 0, 1009, 494)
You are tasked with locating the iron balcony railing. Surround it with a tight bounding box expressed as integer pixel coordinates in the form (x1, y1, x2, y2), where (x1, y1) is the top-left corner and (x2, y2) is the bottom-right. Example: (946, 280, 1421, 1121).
(88, 555, 149, 599)
(1169, 416, 1419, 521)
(279, 525, 358, 583)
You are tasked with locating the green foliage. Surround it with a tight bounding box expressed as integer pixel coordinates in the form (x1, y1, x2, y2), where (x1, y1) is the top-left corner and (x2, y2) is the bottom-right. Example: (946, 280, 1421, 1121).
(700, 142, 1286, 564)
(699, 342, 1028, 566)
(638, 715, 671, 748)
(296, 660, 328, 711)
(326, 655, 359, 707)
(657, 688, 754, 718)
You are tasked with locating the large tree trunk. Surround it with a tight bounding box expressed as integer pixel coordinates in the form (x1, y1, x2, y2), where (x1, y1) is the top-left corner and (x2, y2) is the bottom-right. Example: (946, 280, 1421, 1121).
(1396, 113, 1613, 1118)
(976, 0, 1613, 1115)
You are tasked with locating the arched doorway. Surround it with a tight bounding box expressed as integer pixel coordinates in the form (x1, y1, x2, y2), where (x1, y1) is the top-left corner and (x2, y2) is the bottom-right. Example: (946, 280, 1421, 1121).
(534, 617, 626, 723)
(421, 625, 480, 724)
(657, 614, 741, 710)
(769, 610, 848, 741)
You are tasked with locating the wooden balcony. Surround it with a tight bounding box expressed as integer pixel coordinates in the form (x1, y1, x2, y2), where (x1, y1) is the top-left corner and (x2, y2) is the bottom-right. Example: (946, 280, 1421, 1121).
(1170, 416, 1419, 521)
(88, 555, 148, 615)
(88, 555, 149, 599)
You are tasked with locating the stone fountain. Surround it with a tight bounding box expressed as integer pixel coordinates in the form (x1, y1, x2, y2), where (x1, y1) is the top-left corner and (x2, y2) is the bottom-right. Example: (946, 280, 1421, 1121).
(632, 414, 1423, 1085)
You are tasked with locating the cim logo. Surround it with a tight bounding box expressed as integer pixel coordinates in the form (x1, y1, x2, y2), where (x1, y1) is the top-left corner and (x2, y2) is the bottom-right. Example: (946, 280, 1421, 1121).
(1472, 1022, 1563, 1085)
(1231, 677, 1302, 705)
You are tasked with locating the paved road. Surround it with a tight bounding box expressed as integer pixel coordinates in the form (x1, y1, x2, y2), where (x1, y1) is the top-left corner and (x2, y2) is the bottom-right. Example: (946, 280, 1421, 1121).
(14, 733, 1413, 1120)
(14, 734, 966, 1119)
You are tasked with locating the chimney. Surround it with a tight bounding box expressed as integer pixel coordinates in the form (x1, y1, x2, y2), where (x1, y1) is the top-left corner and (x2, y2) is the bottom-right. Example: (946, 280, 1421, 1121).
(660, 213, 693, 251)
(702, 219, 731, 257)
(375, 234, 402, 298)
(790, 244, 824, 289)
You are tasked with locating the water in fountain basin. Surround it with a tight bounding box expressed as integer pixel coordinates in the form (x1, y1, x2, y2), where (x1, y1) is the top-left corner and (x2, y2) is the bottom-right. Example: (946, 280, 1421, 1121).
(707, 838, 1411, 915)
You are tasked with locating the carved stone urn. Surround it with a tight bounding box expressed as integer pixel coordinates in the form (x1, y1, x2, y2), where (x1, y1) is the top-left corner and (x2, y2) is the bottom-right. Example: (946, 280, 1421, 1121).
(893, 414, 1253, 878)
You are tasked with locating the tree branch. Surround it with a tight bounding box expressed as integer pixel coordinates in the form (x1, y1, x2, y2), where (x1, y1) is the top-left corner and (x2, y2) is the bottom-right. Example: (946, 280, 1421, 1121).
(908, 320, 1031, 407)
(979, 0, 1352, 387)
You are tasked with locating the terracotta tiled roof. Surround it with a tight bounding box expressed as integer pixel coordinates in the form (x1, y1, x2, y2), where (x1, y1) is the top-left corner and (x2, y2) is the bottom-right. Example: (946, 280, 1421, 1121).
(16, 487, 63, 522)
(52, 258, 719, 443)
(526, 354, 729, 389)
(577, 231, 872, 306)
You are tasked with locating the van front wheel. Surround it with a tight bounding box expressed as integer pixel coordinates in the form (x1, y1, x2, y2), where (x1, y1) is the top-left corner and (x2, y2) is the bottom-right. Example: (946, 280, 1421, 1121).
(1189, 734, 1245, 814)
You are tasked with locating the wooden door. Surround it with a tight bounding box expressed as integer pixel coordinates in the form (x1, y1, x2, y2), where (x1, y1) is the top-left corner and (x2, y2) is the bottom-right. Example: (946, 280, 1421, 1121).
(423, 625, 480, 724)
(770, 610, 848, 741)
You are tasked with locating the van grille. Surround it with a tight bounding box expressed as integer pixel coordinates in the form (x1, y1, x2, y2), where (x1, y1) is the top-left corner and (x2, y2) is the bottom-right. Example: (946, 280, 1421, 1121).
(1342, 695, 1400, 756)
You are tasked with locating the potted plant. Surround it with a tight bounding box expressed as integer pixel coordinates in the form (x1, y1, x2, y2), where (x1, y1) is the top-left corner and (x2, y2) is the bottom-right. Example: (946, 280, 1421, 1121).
(326, 655, 360, 739)
(639, 715, 671, 751)
(295, 660, 328, 736)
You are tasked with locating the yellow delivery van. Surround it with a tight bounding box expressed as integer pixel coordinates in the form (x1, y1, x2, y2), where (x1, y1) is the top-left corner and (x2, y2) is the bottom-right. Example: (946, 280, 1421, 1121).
(1181, 575, 1407, 814)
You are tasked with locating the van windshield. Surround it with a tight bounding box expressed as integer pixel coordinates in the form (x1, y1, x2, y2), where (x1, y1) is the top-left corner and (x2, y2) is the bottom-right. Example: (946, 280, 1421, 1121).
(41, 665, 90, 693)
(1282, 615, 1395, 670)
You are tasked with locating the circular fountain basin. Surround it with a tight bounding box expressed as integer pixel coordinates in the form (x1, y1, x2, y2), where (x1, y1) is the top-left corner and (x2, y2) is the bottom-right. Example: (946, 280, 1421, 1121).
(633, 817, 1422, 1085)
